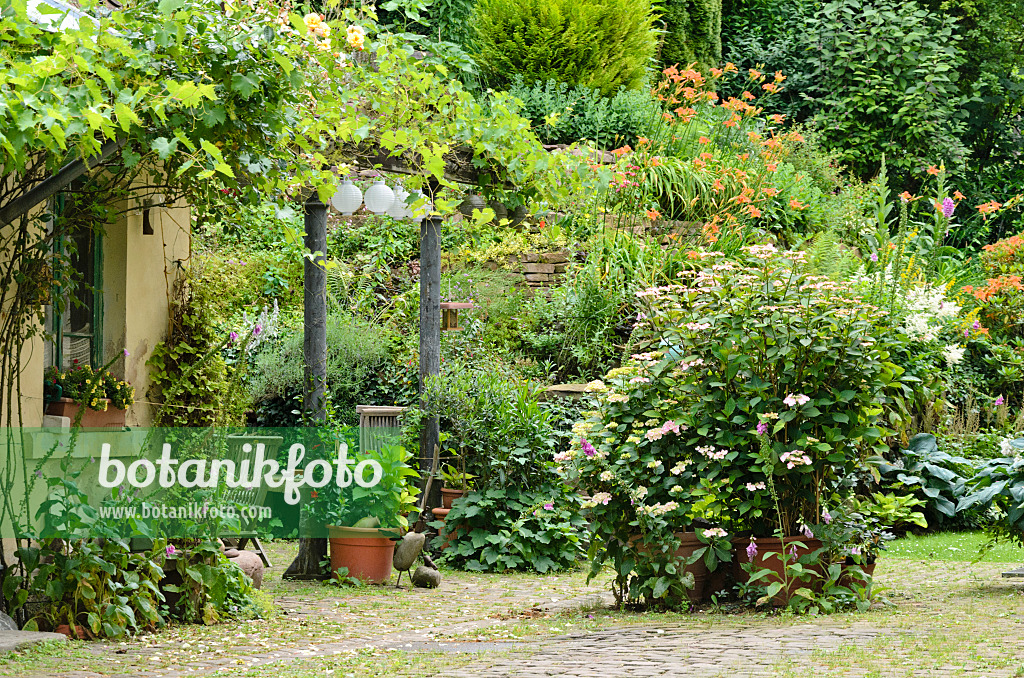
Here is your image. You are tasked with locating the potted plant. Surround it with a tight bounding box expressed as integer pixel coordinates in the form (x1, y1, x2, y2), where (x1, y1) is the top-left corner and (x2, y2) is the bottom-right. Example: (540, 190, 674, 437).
(439, 462, 476, 509)
(569, 246, 902, 609)
(316, 444, 420, 583)
(44, 361, 134, 428)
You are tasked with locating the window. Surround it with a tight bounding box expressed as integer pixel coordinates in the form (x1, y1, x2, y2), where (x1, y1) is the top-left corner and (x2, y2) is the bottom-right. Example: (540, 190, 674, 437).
(45, 193, 103, 370)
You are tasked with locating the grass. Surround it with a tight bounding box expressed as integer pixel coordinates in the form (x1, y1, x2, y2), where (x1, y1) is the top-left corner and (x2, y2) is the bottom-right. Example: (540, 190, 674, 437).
(887, 530, 1024, 563)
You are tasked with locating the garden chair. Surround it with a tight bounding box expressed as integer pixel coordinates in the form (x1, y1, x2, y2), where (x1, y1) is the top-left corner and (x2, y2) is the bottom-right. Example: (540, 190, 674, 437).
(220, 434, 284, 567)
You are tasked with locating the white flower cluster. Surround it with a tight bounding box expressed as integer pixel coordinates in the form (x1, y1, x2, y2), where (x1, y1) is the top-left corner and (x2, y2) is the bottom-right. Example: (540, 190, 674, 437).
(901, 284, 962, 343)
(638, 501, 680, 517)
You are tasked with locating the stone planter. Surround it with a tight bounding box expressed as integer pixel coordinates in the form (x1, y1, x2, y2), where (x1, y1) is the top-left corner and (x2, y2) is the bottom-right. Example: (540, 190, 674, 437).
(458, 193, 486, 218)
(46, 398, 126, 428)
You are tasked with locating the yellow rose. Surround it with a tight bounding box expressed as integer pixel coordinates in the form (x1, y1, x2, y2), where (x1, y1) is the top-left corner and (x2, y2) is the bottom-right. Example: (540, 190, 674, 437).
(303, 13, 322, 30)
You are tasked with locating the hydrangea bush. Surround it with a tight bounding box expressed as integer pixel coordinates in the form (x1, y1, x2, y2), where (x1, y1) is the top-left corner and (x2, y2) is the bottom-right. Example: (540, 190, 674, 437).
(564, 245, 904, 608)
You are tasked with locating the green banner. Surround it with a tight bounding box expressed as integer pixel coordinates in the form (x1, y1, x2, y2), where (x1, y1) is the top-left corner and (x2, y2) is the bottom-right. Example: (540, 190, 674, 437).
(0, 427, 417, 541)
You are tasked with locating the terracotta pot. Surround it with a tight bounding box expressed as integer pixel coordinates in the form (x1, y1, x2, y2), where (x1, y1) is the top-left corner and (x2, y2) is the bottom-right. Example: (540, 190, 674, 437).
(430, 507, 458, 550)
(46, 397, 126, 428)
(674, 532, 717, 603)
(632, 532, 726, 604)
(54, 624, 86, 639)
(839, 557, 877, 589)
(732, 536, 825, 603)
(327, 526, 398, 584)
(440, 487, 465, 509)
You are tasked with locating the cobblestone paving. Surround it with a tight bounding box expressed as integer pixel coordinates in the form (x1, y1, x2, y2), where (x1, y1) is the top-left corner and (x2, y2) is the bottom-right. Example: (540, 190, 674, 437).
(448, 623, 897, 677)
(3, 542, 1024, 678)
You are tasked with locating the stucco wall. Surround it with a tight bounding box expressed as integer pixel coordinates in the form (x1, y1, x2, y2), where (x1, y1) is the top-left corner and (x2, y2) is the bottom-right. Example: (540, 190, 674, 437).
(103, 200, 191, 426)
(2, 196, 190, 428)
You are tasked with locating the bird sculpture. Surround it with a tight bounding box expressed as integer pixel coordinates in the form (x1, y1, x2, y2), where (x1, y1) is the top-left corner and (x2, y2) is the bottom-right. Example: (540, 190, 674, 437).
(393, 531, 426, 587)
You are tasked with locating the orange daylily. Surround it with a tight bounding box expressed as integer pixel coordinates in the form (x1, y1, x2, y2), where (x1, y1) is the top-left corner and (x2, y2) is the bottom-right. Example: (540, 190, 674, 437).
(645, 209, 661, 220)
(926, 165, 940, 176)
(698, 136, 712, 145)
(789, 199, 806, 211)
(746, 205, 762, 218)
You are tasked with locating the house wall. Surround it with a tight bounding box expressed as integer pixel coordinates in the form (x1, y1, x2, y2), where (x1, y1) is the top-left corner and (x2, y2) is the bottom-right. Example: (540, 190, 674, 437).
(102, 200, 191, 426)
(1, 196, 190, 428)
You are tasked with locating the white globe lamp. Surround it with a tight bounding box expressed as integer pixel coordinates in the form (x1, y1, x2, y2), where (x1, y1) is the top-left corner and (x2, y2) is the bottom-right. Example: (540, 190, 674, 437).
(331, 179, 363, 216)
(409, 190, 430, 223)
(387, 184, 411, 220)
(364, 180, 395, 216)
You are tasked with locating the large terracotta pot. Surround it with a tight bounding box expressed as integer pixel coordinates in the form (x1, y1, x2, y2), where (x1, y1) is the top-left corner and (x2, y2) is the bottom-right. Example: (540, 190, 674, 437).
(440, 487, 465, 509)
(732, 535, 825, 603)
(327, 526, 399, 584)
(633, 532, 728, 604)
(839, 557, 876, 589)
(46, 397, 126, 428)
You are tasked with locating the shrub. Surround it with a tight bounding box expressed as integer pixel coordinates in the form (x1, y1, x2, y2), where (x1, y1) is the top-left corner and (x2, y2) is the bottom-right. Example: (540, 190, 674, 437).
(805, 0, 968, 182)
(473, 0, 657, 96)
(564, 245, 904, 608)
(506, 78, 659, 147)
(719, 0, 819, 119)
(248, 313, 393, 425)
(659, 0, 723, 72)
(436, 485, 587, 572)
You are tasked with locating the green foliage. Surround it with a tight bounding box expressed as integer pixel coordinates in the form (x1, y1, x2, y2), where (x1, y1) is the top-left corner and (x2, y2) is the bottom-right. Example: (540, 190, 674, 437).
(806, 0, 968, 181)
(472, 0, 657, 96)
(410, 365, 560, 489)
(147, 277, 244, 427)
(870, 433, 975, 527)
(5, 538, 166, 638)
(161, 541, 267, 625)
(434, 486, 587, 572)
(659, 0, 723, 71)
(506, 78, 660, 147)
(247, 312, 394, 426)
(521, 268, 630, 382)
(308, 443, 421, 531)
(958, 452, 1024, 549)
(847, 492, 929, 532)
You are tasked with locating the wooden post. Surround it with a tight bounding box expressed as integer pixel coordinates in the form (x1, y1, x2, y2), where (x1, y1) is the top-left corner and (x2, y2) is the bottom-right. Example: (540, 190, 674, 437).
(418, 208, 442, 513)
(302, 193, 328, 424)
(284, 193, 329, 580)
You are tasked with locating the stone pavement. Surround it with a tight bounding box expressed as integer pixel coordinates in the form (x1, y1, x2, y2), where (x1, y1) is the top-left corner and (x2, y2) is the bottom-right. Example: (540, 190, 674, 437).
(0, 630, 66, 653)
(3, 543, 1024, 678)
(448, 622, 894, 677)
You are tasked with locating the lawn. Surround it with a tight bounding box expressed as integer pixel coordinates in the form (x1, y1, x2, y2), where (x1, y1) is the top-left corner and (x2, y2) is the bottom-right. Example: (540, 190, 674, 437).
(887, 531, 1024, 563)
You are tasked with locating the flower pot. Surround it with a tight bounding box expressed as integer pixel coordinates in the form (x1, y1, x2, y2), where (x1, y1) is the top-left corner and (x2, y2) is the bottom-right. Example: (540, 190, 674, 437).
(430, 507, 458, 550)
(672, 531, 712, 604)
(327, 525, 399, 584)
(46, 397, 126, 428)
(732, 535, 825, 603)
(631, 532, 725, 604)
(440, 487, 465, 509)
(839, 556, 876, 589)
